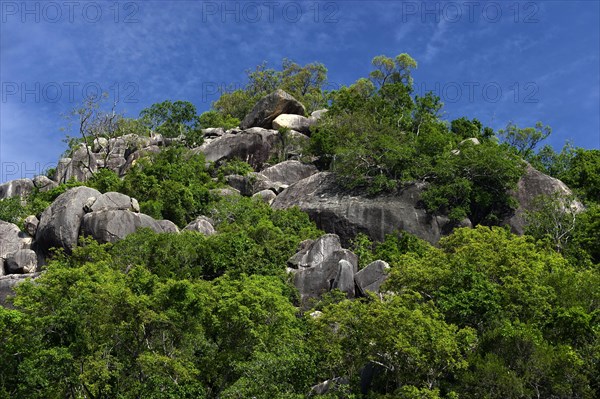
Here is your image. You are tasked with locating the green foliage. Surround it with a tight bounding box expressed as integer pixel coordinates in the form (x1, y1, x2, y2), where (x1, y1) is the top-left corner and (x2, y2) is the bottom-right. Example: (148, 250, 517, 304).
(213, 159, 254, 179)
(213, 58, 327, 121)
(497, 121, 551, 158)
(2, 55, 598, 399)
(369, 53, 417, 88)
(560, 148, 600, 205)
(308, 53, 523, 224)
(351, 231, 431, 269)
(309, 293, 476, 395)
(139, 100, 203, 147)
(120, 147, 216, 226)
(0, 197, 27, 225)
(198, 110, 239, 130)
(87, 168, 123, 193)
(524, 193, 578, 253)
(422, 143, 524, 224)
(108, 197, 321, 280)
(383, 226, 599, 398)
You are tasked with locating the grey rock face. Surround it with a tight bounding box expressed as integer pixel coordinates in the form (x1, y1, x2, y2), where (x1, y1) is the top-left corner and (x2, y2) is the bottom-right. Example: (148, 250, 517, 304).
(272, 114, 315, 135)
(88, 192, 140, 213)
(252, 189, 277, 205)
(226, 173, 272, 197)
(156, 219, 180, 233)
(504, 164, 584, 234)
(81, 210, 173, 244)
(310, 109, 328, 119)
(35, 186, 102, 253)
(24, 215, 39, 237)
(288, 235, 358, 306)
(272, 172, 453, 245)
(0, 178, 34, 199)
(0, 221, 28, 260)
(332, 259, 355, 298)
(354, 260, 390, 295)
(194, 128, 280, 169)
(33, 175, 57, 192)
(183, 216, 216, 235)
(288, 234, 342, 269)
(5, 249, 38, 274)
(202, 127, 225, 137)
(240, 89, 306, 130)
(260, 160, 318, 186)
(55, 145, 98, 183)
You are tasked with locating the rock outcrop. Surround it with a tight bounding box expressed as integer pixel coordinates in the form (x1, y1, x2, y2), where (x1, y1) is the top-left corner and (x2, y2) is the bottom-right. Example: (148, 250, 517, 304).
(81, 210, 175, 243)
(272, 172, 454, 245)
(0, 221, 38, 277)
(503, 164, 584, 234)
(354, 260, 390, 296)
(5, 249, 38, 274)
(183, 216, 216, 235)
(35, 186, 101, 253)
(87, 192, 140, 213)
(193, 128, 280, 169)
(287, 234, 388, 308)
(240, 90, 306, 130)
(272, 114, 315, 135)
(260, 160, 318, 186)
(0, 178, 34, 200)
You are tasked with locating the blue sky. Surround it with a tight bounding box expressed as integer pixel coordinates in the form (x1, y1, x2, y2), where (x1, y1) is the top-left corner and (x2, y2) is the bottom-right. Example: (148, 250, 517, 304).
(1, 0, 599, 182)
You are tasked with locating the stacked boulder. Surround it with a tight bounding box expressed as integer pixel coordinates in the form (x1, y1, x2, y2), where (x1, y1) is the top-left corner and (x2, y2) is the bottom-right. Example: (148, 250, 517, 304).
(0, 220, 37, 276)
(34, 187, 179, 253)
(288, 234, 390, 308)
(272, 172, 457, 246)
(222, 160, 318, 205)
(0, 176, 57, 200)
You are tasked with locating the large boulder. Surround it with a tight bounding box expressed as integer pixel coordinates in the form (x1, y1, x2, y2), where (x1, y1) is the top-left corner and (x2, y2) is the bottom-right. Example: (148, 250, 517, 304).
(260, 160, 318, 186)
(0, 221, 26, 260)
(33, 175, 58, 192)
(81, 210, 175, 244)
(226, 173, 272, 197)
(35, 186, 102, 253)
(272, 172, 453, 245)
(272, 114, 315, 135)
(87, 192, 140, 213)
(54, 145, 99, 183)
(240, 89, 306, 130)
(119, 145, 162, 176)
(24, 215, 39, 237)
(0, 178, 34, 199)
(5, 249, 38, 274)
(193, 128, 280, 169)
(504, 164, 584, 234)
(354, 260, 390, 296)
(288, 234, 358, 306)
(311, 109, 328, 120)
(252, 189, 277, 204)
(288, 234, 342, 269)
(183, 216, 216, 235)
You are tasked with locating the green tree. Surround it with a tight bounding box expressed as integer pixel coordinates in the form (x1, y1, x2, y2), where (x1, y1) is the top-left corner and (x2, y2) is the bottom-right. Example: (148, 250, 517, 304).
(198, 110, 239, 130)
(497, 121, 551, 158)
(139, 100, 203, 147)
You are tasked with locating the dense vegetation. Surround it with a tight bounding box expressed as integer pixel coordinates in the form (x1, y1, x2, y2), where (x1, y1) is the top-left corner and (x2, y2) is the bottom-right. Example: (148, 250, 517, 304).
(1, 54, 599, 398)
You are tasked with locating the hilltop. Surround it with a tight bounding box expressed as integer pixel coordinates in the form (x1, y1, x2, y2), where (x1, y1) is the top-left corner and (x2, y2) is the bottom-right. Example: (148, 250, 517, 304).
(0, 55, 598, 398)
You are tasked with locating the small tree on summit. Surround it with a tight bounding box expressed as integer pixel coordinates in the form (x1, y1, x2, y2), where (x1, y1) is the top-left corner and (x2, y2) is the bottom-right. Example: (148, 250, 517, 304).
(139, 100, 203, 147)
